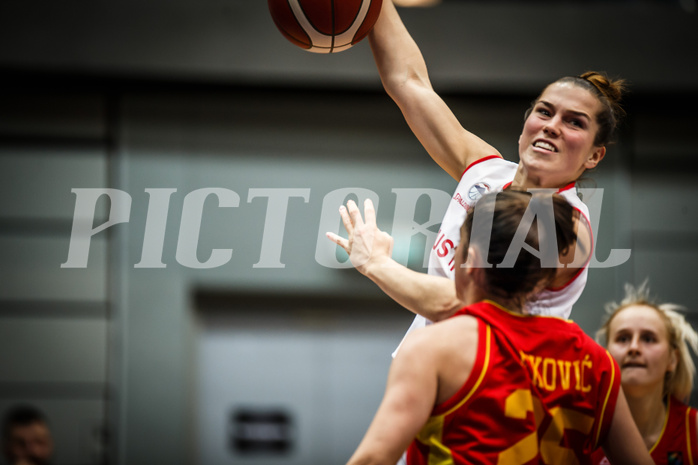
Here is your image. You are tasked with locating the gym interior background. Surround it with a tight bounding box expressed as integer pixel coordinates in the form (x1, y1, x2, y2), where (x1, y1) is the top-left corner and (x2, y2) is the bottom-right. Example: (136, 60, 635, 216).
(1, 1, 697, 464)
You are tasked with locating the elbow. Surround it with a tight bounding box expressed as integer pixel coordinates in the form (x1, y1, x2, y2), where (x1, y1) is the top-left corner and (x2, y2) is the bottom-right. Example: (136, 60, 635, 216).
(382, 71, 430, 106)
(381, 74, 407, 103)
(429, 299, 464, 322)
(346, 454, 391, 465)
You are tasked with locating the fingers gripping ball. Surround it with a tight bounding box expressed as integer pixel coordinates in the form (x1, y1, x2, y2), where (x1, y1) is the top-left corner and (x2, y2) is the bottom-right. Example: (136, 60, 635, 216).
(268, 0, 383, 53)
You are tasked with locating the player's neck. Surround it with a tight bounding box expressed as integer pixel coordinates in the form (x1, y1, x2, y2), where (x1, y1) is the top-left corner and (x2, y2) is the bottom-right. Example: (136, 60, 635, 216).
(471, 288, 525, 315)
(511, 163, 575, 191)
(624, 386, 667, 449)
(459, 283, 486, 308)
(461, 271, 525, 314)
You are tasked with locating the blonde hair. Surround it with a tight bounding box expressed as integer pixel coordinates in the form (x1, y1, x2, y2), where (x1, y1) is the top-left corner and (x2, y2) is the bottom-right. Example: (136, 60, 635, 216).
(596, 281, 698, 402)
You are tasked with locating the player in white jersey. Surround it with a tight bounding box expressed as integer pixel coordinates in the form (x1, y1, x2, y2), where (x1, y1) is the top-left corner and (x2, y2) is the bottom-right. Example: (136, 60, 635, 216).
(393, 156, 593, 354)
(327, 0, 626, 354)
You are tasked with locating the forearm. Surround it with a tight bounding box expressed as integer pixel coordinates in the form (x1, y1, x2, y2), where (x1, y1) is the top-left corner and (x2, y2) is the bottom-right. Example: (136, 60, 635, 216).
(363, 256, 463, 322)
(368, 1, 431, 101)
(367, 2, 498, 179)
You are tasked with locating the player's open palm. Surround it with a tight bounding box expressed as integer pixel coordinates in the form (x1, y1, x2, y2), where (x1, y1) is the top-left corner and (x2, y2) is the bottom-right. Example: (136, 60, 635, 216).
(326, 199, 394, 275)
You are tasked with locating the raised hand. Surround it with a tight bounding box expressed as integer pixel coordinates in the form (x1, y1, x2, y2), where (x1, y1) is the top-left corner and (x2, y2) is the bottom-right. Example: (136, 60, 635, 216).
(326, 198, 394, 275)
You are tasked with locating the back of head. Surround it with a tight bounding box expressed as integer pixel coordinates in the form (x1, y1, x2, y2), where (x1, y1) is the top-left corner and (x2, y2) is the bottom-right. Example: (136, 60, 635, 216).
(461, 190, 576, 309)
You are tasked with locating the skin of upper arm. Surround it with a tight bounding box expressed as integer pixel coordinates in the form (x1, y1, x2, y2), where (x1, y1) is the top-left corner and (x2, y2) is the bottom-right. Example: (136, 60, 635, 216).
(345, 330, 440, 465)
(345, 319, 478, 465)
(395, 81, 501, 180)
(601, 389, 654, 465)
(551, 209, 592, 288)
(367, 1, 500, 180)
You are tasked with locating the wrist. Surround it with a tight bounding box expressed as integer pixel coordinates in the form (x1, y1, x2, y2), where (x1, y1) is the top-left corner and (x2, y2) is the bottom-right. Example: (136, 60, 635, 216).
(360, 255, 393, 279)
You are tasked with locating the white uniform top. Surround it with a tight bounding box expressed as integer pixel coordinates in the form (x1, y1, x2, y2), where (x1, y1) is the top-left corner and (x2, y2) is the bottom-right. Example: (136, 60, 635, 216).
(392, 155, 592, 357)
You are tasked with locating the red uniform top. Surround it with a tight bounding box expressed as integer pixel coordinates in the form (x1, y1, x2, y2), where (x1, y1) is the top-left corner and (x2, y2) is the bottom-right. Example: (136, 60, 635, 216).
(591, 396, 698, 465)
(406, 300, 621, 465)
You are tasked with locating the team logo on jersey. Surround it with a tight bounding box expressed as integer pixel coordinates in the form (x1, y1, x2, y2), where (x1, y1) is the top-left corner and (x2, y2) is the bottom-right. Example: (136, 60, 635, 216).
(453, 182, 491, 213)
(467, 182, 490, 202)
(667, 451, 683, 465)
(453, 182, 490, 213)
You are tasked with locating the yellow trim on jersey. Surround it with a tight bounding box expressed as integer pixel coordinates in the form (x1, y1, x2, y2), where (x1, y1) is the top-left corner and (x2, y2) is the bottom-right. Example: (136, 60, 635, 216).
(482, 299, 573, 322)
(685, 405, 694, 465)
(649, 396, 671, 454)
(414, 415, 452, 465)
(594, 351, 617, 447)
(414, 324, 492, 465)
(443, 323, 492, 417)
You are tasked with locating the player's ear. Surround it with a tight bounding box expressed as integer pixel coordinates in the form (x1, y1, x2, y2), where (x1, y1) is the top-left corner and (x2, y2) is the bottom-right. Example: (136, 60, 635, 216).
(584, 145, 606, 169)
(465, 246, 482, 273)
(668, 348, 679, 375)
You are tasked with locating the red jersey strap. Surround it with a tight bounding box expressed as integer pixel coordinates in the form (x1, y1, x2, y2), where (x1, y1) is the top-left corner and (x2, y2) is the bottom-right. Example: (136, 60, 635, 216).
(594, 351, 619, 449)
(501, 179, 576, 194)
(461, 154, 503, 179)
(432, 318, 491, 415)
(686, 404, 698, 464)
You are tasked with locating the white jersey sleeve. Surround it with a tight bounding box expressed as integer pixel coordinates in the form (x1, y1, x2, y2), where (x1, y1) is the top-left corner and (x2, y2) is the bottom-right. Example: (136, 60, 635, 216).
(393, 156, 517, 357)
(392, 157, 593, 357)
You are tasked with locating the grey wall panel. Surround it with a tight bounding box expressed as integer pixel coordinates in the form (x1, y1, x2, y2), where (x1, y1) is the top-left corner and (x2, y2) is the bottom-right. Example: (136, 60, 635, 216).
(0, 3, 697, 92)
(631, 174, 698, 234)
(0, 318, 107, 383)
(632, 248, 698, 306)
(0, 93, 106, 139)
(633, 112, 698, 160)
(194, 303, 409, 465)
(113, 90, 456, 465)
(0, 236, 107, 301)
(0, 148, 108, 221)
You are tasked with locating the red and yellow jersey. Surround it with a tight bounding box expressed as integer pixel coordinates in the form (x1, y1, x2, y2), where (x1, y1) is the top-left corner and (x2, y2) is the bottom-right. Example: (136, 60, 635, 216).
(591, 396, 698, 465)
(406, 300, 620, 465)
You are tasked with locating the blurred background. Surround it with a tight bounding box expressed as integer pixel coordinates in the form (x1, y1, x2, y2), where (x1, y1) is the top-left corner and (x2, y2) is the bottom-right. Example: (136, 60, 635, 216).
(0, 0, 697, 464)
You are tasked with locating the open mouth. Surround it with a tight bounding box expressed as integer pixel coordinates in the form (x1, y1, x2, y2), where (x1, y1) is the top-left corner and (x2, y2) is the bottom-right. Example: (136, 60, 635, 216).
(622, 362, 646, 369)
(533, 140, 558, 152)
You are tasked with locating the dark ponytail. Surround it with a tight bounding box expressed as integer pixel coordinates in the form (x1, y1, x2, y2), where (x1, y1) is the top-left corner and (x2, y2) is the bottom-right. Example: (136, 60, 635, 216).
(562, 71, 627, 146)
(460, 191, 576, 309)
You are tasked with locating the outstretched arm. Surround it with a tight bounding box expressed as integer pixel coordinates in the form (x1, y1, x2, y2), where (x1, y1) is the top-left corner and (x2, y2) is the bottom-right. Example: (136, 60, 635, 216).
(601, 390, 653, 465)
(346, 317, 478, 465)
(326, 199, 463, 322)
(345, 328, 440, 465)
(368, 1, 500, 180)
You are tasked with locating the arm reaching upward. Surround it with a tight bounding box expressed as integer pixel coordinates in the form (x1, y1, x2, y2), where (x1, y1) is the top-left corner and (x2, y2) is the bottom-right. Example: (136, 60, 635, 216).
(368, 1, 500, 180)
(326, 199, 463, 322)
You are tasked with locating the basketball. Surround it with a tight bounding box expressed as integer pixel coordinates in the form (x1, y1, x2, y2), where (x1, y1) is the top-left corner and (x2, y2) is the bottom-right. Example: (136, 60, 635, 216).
(268, 0, 383, 54)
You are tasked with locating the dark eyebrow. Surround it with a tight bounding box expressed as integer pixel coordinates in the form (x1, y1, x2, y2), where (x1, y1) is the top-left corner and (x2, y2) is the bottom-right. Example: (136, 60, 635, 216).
(539, 100, 592, 121)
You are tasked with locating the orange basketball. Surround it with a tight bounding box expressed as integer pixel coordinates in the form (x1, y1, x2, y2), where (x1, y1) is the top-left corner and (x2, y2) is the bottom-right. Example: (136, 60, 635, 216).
(268, 0, 383, 54)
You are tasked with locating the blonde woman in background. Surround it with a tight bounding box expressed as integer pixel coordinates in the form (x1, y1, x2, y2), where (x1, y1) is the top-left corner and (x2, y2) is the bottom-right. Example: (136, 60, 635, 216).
(592, 282, 698, 465)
